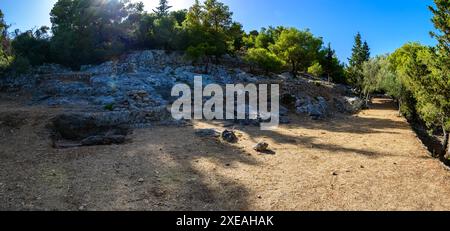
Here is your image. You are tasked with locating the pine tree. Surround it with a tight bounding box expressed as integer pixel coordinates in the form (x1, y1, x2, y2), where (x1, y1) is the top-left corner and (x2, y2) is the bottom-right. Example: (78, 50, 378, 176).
(429, 0, 450, 55)
(362, 41, 371, 61)
(348, 32, 370, 68)
(153, 0, 172, 18)
(324, 43, 335, 82)
(349, 32, 363, 67)
(348, 32, 371, 92)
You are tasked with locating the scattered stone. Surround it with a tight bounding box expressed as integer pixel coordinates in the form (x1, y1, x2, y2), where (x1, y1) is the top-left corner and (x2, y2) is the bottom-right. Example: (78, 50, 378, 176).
(332, 172, 338, 176)
(222, 130, 238, 143)
(254, 142, 269, 152)
(138, 178, 145, 183)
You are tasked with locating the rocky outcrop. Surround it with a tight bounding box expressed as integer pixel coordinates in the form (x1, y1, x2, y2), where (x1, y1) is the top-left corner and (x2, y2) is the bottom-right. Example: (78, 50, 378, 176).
(296, 96, 329, 120)
(2, 49, 364, 139)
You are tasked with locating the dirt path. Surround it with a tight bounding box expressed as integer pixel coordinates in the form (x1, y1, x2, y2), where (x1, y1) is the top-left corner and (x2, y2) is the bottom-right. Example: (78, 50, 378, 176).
(1, 97, 450, 211)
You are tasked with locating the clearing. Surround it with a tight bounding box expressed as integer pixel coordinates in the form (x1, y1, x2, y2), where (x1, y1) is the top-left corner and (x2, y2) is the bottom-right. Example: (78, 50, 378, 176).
(1, 96, 450, 211)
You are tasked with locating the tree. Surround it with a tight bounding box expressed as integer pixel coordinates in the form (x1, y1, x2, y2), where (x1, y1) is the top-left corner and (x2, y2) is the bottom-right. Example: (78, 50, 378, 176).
(348, 32, 371, 92)
(270, 28, 323, 77)
(429, 0, 450, 56)
(0, 9, 13, 74)
(153, 0, 172, 18)
(50, 0, 142, 68)
(361, 57, 383, 105)
(183, 0, 239, 62)
(244, 48, 284, 74)
(12, 27, 51, 66)
(151, 16, 179, 50)
(203, 0, 232, 33)
(421, 0, 450, 160)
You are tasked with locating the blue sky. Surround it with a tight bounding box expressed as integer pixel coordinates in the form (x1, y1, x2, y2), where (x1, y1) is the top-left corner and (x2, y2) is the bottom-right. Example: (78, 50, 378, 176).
(0, 0, 438, 62)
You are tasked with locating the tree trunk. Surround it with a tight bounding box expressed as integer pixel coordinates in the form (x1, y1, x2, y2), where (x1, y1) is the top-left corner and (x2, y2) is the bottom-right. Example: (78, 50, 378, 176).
(291, 60, 297, 78)
(398, 100, 402, 116)
(365, 92, 370, 107)
(442, 128, 449, 161)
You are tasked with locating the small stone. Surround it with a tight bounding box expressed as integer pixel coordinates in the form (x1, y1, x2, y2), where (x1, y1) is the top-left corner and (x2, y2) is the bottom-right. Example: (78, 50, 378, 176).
(360, 165, 365, 169)
(79, 204, 87, 210)
(257, 195, 262, 199)
(332, 172, 338, 176)
(138, 178, 145, 183)
(222, 130, 238, 143)
(254, 142, 269, 152)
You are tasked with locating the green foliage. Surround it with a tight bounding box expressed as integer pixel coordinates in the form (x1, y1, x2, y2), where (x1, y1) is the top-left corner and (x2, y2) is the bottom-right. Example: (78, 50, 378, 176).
(245, 48, 284, 74)
(320, 43, 346, 83)
(429, 0, 450, 56)
(270, 28, 323, 77)
(9, 55, 31, 75)
(186, 43, 216, 62)
(12, 27, 51, 66)
(307, 62, 323, 78)
(183, 0, 238, 61)
(151, 16, 179, 50)
(0, 9, 13, 75)
(50, 0, 143, 68)
(104, 103, 115, 111)
(347, 32, 371, 90)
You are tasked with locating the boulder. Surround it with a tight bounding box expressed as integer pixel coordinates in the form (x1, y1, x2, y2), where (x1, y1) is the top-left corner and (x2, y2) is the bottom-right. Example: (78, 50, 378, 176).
(296, 96, 328, 119)
(51, 113, 131, 141)
(344, 96, 365, 113)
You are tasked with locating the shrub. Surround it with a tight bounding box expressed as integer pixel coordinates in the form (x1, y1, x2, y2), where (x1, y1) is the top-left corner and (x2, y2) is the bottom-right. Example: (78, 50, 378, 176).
(245, 48, 285, 74)
(308, 62, 323, 78)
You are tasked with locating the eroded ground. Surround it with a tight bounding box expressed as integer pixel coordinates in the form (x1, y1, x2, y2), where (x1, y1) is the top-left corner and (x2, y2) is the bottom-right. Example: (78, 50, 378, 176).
(1, 96, 450, 211)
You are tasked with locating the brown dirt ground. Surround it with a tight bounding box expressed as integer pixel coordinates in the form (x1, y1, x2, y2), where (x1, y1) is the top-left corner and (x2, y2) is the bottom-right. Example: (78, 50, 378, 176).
(1, 95, 450, 211)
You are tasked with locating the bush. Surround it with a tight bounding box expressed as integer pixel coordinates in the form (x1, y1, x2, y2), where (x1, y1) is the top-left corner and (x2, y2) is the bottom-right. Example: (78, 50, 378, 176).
(245, 48, 285, 74)
(308, 62, 323, 77)
(12, 28, 51, 66)
(10, 56, 31, 75)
